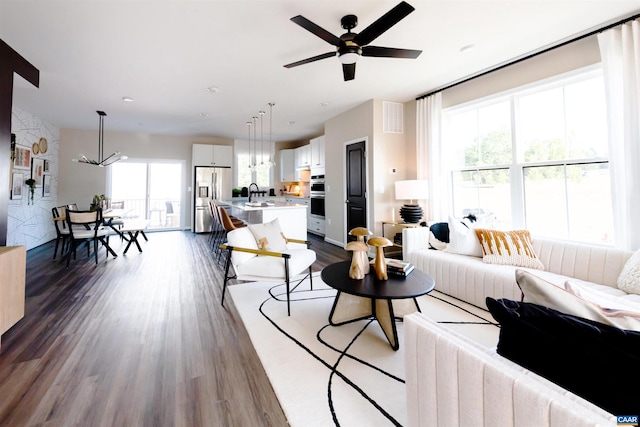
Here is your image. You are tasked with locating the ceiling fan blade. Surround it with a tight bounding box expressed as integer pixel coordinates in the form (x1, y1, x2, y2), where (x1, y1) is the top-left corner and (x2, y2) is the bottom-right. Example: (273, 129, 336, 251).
(355, 1, 415, 46)
(284, 51, 336, 68)
(362, 45, 422, 59)
(342, 63, 356, 81)
(290, 15, 342, 46)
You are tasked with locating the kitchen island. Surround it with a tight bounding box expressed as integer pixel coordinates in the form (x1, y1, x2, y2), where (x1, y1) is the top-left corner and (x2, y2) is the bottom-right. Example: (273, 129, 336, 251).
(221, 200, 308, 242)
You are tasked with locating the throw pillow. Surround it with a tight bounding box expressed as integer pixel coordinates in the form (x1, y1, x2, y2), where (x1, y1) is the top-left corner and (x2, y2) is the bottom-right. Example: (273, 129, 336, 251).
(618, 249, 640, 295)
(486, 297, 640, 416)
(443, 215, 482, 257)
(474, 228, 544, 270)
(565, 279, 640, 313)
(516, 269, 640, 331)
(248, 218, 288, 252)
(428, 222, 449, 250)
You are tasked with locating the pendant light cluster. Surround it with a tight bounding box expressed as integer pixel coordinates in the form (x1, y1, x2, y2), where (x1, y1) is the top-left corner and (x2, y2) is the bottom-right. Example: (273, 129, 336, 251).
(246, 102, 276, 171)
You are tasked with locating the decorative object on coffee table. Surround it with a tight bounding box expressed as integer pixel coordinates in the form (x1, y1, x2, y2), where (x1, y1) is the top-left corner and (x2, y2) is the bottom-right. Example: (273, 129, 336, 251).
(345, 240, 368, 279)
(349, 227, 372, 274)
(368, 236, 393, 280)
(395, 179, 428, 223)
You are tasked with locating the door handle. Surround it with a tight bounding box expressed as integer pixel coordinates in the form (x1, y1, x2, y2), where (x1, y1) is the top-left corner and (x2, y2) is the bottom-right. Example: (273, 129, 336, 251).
(345, 200, 350, 203)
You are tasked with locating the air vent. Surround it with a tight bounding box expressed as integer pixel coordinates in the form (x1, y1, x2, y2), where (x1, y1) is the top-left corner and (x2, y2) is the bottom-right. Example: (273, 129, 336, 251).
(383, 101, 403, 133)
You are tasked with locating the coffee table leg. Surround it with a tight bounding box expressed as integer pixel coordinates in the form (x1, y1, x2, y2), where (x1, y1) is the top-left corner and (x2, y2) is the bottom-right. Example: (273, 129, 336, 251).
(329, 291, 373, 325)
(374, 299, 399, 350)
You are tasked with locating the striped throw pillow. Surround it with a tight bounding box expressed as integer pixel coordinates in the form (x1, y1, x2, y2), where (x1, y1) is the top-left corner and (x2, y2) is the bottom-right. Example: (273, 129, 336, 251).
(474, 228, 544, 270)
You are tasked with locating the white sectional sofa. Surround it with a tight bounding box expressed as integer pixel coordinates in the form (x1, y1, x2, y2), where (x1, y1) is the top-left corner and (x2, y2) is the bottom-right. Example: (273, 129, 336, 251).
(402, 226, 635, 310)
(404, 313, 616, 426)
(401, 226, 636, 426)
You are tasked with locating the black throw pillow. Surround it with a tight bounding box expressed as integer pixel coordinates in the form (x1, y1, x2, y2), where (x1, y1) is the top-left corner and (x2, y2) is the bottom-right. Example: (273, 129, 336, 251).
(486, 297, 640, 416)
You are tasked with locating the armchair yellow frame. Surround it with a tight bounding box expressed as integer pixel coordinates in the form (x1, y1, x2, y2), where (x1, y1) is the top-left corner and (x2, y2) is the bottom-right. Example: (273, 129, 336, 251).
(220, 238, 313, 316)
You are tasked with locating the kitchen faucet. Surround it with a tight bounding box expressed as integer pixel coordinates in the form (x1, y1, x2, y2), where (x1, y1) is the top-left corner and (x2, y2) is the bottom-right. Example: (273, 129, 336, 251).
(248, 182, 259, 202)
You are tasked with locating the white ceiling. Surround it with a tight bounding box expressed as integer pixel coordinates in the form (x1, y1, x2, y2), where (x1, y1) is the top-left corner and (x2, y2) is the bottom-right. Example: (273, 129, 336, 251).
(2, 0, 639, 143)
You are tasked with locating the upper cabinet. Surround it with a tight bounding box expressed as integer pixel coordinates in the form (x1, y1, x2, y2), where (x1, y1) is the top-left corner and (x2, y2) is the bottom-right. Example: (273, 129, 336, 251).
(280, 149, 295, 182)
(310, 136, 325, 168)
(294, 145, 311, 170)
(193, 144, 233, 167)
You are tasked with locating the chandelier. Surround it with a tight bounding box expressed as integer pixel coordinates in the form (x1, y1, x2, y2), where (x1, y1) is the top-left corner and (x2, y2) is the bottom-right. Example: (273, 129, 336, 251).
(73, 111, 127, 167)
(246, 102, 276, 171)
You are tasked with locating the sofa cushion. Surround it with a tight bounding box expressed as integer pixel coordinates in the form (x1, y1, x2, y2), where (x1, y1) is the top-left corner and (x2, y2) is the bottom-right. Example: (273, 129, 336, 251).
(516, 269, 640, 331)
(443, 216, 482, 257)
(486, 297, 640, 416)
(475, 229, 544, 270)
(618, 249, 640, 295)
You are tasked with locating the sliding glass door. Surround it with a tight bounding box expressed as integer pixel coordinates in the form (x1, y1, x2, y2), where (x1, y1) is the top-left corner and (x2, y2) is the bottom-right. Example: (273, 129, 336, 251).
(109, 160, 184, 230)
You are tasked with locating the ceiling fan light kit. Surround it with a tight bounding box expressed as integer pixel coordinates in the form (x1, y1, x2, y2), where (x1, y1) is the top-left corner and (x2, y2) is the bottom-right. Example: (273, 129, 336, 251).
(72, 110, 127, 167)
(284, 1, 422, 81)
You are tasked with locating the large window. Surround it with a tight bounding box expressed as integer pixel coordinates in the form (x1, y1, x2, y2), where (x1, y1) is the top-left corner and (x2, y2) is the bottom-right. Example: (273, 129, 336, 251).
(443, 67, 613, 244)
(235, 139, 274, 188)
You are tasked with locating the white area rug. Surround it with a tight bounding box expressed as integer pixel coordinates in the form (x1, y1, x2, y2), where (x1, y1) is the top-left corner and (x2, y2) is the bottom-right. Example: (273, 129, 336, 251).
(229, 272, 499, 427)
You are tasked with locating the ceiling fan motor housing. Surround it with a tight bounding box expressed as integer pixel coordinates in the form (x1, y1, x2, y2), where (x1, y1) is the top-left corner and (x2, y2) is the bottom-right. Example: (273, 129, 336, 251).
(341, 14, 358, 30)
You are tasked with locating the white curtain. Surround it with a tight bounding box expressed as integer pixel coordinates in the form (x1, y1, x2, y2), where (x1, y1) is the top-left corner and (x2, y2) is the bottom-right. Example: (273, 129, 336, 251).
(416, 92, 446, 222)
(598, 19, 640, 251)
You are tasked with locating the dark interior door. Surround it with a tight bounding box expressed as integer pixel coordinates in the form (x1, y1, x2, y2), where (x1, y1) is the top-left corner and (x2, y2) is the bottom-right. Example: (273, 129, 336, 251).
(346, 141, 366, 241)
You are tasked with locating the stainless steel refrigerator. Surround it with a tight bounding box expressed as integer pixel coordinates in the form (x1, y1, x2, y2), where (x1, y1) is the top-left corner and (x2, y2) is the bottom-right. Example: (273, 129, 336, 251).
(194, 166, 232, 233)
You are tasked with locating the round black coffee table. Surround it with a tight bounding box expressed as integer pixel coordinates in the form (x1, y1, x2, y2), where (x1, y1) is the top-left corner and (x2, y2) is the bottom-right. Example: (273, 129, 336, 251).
(321, 260, 435, 350)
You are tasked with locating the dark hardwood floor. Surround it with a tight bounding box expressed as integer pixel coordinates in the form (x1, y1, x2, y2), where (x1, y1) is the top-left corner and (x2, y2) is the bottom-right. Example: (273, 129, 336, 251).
(0, 230, 350, 426)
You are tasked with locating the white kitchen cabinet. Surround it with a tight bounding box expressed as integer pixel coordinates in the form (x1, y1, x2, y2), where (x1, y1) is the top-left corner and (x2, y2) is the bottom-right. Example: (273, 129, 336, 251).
(310, 136, 325, 168)
(280, 149, 295, 182)
(193, 144, 233, 167)
(308, 216, 325, 236)
(294, 145, 311, 181)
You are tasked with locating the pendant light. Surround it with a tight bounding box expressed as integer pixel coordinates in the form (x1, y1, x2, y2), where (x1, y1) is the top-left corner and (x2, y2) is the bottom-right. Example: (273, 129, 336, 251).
(246, 120, 254, 171)
(73, 111, 127, 167)
(267, 102, 276, 168)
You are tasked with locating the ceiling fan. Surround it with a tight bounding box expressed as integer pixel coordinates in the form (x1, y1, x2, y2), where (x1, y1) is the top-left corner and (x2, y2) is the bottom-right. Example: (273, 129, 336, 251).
(284, 1, 422, 81)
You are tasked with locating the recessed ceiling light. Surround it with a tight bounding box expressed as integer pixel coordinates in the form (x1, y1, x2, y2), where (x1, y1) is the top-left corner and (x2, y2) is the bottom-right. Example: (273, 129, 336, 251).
(288, 121, 296, 125)
(122, 96, 135, 102)
(320, 102, 330, 107)
(206, 86, 219, 93)
(460, 44, 475, 53)
(200, 112, 209, 117)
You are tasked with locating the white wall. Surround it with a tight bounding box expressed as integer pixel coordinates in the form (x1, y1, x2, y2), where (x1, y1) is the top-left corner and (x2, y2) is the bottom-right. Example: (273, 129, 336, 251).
(8, 107, 59, 249)
(58, 129, 233, 229)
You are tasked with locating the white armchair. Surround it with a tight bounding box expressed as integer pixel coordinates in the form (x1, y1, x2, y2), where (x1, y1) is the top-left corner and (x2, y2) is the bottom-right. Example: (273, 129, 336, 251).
(220, 224, 316, 316)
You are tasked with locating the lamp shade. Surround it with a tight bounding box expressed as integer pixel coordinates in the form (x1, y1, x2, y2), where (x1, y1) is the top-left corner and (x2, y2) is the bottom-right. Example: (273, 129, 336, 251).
(395, 180, 429, 202)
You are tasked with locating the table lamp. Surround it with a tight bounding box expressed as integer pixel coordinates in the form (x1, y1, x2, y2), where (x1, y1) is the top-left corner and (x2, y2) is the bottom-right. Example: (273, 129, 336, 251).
(395, 180, 428, 223)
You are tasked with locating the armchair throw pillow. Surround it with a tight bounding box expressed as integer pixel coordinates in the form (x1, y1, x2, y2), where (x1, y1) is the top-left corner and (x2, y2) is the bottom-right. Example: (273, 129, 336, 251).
(248, 218, 288, 252)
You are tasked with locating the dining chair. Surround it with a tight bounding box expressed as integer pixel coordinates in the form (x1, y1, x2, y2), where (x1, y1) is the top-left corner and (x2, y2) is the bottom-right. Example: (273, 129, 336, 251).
(66, 203, 79, 211)
(64, 209, 116, 267)
(51, 206, 70, 260)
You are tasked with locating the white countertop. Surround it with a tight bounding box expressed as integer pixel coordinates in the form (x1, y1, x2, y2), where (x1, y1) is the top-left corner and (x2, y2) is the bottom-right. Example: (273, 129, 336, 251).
(222, 200, 308, 211)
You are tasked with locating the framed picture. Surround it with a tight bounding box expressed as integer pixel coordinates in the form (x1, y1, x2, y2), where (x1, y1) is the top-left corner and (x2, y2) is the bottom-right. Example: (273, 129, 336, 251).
(31, 158, 45, 187)
(11, 173, 23, 200)
(42, 174, 51, 197)
(13, 145, 31, 169)
(43, 159, 50, 173)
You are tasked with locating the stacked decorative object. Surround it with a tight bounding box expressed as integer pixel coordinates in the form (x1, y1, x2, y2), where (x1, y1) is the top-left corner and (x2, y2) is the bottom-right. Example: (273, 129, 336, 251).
(395, 179, 428, 223)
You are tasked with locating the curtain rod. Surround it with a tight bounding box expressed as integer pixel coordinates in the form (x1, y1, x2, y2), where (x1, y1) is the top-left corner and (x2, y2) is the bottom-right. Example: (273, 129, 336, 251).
(416, 11, 640, 101)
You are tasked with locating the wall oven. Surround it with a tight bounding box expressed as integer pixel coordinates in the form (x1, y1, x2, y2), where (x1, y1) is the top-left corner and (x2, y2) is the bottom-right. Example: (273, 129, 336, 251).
(310, 174, 325, 218)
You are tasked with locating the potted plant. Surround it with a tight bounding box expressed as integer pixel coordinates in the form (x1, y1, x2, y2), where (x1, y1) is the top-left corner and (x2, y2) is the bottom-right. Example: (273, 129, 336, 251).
(232, 188, 242, 198)
(25, 178, 36, 204)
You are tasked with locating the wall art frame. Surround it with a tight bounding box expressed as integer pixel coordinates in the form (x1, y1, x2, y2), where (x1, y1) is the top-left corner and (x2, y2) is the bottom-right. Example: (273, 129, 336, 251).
(13, 145, 31, 169)
(31, 158, 45, 187)
(11, 172, 23, 200)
